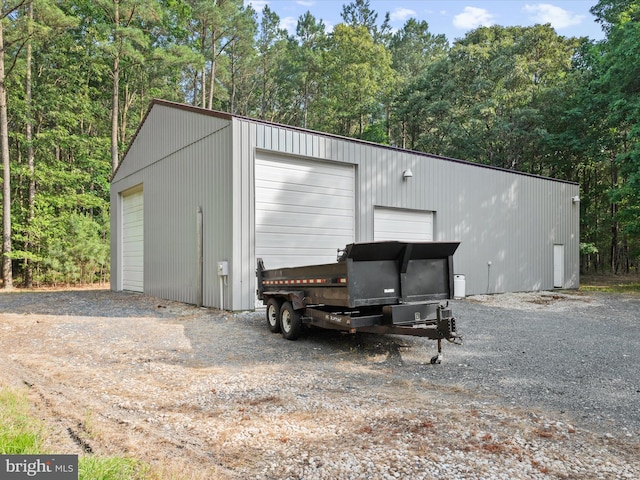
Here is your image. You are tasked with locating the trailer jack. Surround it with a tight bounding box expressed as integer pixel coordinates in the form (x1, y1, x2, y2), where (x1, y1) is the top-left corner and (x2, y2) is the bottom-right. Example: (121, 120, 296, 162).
(431, 339, 445, 364)
(430, 336, 463, 364)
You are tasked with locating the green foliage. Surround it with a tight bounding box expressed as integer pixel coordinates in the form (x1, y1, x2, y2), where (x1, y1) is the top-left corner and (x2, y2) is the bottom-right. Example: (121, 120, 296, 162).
(360, 122, 388, 144)
(561, 0, 640, 272)
(1, 0, 639, 285)
(42, 213, 110, 285)
(322, 24, 394, 137)
(580, 243, 599, 256)
(287, 11, 328, 129)
(393, 24, 580, 172)
(79, 457, 149, 480)
(0, 389, 43, 454)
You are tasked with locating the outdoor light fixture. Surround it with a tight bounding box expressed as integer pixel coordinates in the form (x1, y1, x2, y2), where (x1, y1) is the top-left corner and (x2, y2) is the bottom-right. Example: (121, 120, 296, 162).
(572, 195, 580, 204)
(403, 169, 413, 180)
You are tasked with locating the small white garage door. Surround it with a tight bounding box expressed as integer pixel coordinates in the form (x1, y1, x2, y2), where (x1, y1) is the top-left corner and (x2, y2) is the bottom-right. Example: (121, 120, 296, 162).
(122, 187, 144, 292)
(255, 153, 355, 269)
(374, 207, 434, 242)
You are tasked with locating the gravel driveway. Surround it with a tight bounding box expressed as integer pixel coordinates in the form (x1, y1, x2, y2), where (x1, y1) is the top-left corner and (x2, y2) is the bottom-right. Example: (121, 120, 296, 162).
(0, 288, 638, 479)
(434, 291, 640, 437)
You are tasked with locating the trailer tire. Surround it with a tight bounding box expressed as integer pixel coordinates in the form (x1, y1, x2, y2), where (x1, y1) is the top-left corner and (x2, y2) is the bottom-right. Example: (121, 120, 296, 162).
(280, 302, 302, 340)
(265, 298, 282, 333)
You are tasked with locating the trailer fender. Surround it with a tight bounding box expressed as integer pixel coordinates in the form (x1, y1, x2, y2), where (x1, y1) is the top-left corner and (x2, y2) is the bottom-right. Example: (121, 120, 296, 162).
(262, 291, 306, 310)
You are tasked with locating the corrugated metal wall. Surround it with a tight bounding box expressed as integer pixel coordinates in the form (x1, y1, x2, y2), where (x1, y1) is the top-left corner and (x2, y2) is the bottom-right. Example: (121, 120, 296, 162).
(111, 103, 234, 308)
(112, 102, 579, 311)
(234, 118, 579, 308)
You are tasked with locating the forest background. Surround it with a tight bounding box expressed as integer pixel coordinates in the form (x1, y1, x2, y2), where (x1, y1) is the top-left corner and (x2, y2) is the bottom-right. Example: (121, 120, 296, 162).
(0, 0, 638, 288)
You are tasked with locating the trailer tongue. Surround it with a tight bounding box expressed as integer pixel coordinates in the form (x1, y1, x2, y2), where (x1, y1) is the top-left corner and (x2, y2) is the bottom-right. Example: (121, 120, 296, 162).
(257, 241, 462, 364)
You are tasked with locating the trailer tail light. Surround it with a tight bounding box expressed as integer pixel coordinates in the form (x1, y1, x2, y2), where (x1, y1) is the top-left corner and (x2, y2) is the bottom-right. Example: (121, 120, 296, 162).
(262, 278, 329, 286)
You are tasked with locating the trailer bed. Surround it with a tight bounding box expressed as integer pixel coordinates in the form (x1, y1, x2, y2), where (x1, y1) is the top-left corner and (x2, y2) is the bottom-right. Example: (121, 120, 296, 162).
(257, 241, 462, 363)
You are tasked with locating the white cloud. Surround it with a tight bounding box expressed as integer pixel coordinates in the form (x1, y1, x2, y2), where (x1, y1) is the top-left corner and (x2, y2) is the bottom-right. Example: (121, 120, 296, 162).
(246, 0, 268, 12)
(390, 8, 416, 22)
(523, 3, 585, 29)
(280, 16, 297, 33)
(453, 6, 495, 30)
(296, 0, 315, 6)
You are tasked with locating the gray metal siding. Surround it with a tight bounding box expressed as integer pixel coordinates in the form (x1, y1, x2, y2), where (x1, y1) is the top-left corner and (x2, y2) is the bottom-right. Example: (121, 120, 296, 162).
(112, 103, 578, 312)
(235, 118, 579, 308)
(230, 119, 255, 310)
(111, 106, 234, 308)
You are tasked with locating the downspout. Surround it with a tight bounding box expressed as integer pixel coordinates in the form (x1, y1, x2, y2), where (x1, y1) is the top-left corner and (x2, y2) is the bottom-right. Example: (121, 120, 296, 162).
(197, 206, 203, 307)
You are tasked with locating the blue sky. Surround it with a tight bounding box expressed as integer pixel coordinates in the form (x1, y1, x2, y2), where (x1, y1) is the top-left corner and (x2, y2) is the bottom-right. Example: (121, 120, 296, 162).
(245, 1, 605, 42)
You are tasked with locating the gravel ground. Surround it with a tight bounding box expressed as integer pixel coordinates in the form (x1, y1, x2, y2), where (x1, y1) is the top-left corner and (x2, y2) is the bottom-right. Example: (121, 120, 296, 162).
(442, 291, 640, 438)
(0, 288, 638, 479)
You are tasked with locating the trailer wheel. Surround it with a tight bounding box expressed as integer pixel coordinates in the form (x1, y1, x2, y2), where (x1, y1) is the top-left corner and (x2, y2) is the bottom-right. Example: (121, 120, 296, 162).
(265, 298, 282, 333)
(280, 301, 302, 340)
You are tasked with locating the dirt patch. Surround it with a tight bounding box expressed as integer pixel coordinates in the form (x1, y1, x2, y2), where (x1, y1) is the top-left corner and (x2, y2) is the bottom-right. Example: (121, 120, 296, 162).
(466, 290, 596, 311)
(1, 289, 638, 479)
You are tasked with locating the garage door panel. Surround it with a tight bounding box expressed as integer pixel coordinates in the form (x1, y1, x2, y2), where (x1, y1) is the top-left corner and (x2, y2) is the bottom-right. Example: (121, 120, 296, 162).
(257, 205, 352, 220)
(122, 188, 144, 292)
(258, 253, 339, 270)
(374, 207, 433, 242)
(256, 155, 355, 269)
(256, 162, 353, 193)
(258, 168, 353, 186)
(256, 191, 352, 211)
(258, 184, 353, 200)
(257, 211, 353, 229)
(257, 219, 353, 239)
(257, 229, 353, 246)
(256, 227, 353, 241)
(257, 160, 353, 179)
(257, 239, 350, 252)
(257, 223, 353, 235)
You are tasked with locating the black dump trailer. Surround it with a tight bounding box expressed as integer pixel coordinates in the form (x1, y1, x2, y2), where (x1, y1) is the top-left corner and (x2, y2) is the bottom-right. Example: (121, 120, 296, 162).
(257, 241, 462, 364)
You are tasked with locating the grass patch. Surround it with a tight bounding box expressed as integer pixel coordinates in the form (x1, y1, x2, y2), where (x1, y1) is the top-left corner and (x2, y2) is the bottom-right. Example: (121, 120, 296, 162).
(79, 456, 149, 480)
(580, 274, 640, 294)
(0, 387, 150, 479)
(0, 388, 43, 454)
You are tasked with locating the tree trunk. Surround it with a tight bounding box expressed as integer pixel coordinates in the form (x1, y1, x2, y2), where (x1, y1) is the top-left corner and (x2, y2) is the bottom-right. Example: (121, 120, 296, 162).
(120, 81, 134, 148)
(191, 71, 198, 106)
(229, 41, 236, 114)
(111, 0, 121, 173)
(303, 74, 309, 129)
(0, 19, 13, 289)
(25, 1, 35, 287)
(261, 56, 267, 120)
(207, 28, 217, 110)
(610, 155, 618, 274)
(200, 23, 206, 108)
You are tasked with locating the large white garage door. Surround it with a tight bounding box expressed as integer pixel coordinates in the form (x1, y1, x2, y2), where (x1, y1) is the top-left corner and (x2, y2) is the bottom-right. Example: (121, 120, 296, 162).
(374, 207, 433, 242)
(122, 187, 144, 292)
(255, 154, 355, 269)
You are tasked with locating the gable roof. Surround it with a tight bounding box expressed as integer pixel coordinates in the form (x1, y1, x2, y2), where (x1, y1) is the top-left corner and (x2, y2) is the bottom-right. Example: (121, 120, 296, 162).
(113, 98, 578, 186)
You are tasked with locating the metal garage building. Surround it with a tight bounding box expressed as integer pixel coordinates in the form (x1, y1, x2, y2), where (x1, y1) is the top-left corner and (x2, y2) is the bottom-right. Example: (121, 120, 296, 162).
(110, 99, 580, 310)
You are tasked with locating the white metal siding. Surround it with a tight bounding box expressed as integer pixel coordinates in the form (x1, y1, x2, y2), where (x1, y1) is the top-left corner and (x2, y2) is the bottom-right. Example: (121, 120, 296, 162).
(255, 153, 355, 269)
(122, 188, 144, 292)
(374, 207, 433, 241)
